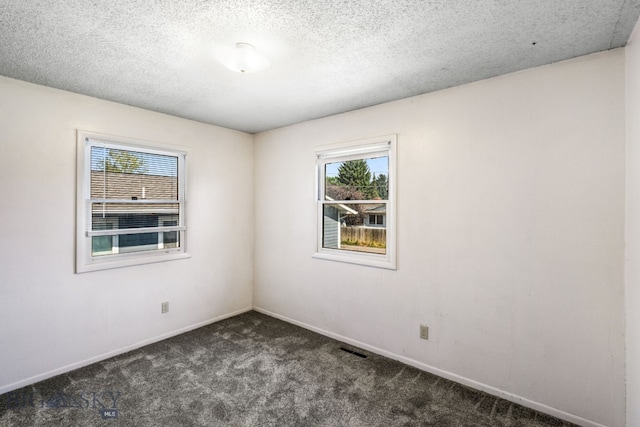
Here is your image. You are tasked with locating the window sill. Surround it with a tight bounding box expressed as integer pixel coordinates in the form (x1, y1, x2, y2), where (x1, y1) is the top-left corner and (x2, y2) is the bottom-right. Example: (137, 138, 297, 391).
(312, 250, 396, 270)
(76, 251, 191, 273)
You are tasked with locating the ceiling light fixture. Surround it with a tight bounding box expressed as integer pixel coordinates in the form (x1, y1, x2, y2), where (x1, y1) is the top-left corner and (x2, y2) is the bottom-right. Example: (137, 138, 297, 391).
(214, 42, 270, 74)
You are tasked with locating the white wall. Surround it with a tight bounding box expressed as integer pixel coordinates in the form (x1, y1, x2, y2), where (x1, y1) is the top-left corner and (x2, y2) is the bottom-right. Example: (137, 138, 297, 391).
(0, 46, 629, 427)
(0, 77, 254, 392)
(626, 19, 640, 427)
(254, 50, 626, 427)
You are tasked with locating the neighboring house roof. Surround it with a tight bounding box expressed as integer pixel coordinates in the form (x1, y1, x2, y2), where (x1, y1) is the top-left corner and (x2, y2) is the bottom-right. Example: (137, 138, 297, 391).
(91, 170, 177, 199)
(325, 196, 357, 215)
(90, 170, 178, 215)
(364, 205, 386, 214)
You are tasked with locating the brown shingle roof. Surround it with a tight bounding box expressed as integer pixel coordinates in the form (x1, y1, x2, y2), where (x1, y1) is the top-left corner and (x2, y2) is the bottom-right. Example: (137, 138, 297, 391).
(90, 171, 179, 216)
(90, 171, 177, 200)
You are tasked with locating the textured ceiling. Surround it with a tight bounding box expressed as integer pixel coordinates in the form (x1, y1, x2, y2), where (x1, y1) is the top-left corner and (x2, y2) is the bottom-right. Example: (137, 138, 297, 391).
(1, 1, 639, 134)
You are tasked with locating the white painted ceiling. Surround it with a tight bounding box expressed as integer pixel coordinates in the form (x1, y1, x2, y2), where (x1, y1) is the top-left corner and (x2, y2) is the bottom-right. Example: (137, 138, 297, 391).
(1, 1, 639, 134)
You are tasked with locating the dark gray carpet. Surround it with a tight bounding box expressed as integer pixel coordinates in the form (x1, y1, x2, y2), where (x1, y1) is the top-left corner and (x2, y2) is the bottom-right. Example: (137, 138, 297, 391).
(0, 311, 577, 426)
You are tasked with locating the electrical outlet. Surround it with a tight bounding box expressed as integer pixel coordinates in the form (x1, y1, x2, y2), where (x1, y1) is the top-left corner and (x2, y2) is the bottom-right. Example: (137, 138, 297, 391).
(419, 324, 429, 340)
(161, 301, 169, 314)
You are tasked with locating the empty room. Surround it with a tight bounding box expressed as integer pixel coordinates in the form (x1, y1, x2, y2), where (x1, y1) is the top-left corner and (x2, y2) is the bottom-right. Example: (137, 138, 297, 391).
(1, 1, 640, 426)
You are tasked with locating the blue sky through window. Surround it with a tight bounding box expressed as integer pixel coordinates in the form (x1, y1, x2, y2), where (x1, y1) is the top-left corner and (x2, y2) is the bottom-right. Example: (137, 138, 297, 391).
(325, 156, 388, 179)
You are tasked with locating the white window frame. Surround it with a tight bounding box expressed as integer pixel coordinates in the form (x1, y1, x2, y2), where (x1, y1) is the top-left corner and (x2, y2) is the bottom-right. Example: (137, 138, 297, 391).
(76, 130, 190, 273)
(314, 135, 397, 270)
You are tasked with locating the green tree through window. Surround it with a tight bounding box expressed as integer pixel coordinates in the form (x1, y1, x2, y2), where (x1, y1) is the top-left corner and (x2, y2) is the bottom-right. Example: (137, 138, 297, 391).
(337, 159, 378, 199)
(104, 149, 147, 174)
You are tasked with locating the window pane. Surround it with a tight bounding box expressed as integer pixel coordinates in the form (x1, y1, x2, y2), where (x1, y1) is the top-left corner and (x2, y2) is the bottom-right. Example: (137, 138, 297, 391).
(90, 146, 178, 200)
(91, 220, 114, 256)
(323, 203, 386, 255)
(92, 232, 162, 255)
(163, 232, 179, 248)
(91, 236, 113, 255)
(325, 155, 389, 201)
(162, 220, 179, 248)
(118, 232, 158, 253)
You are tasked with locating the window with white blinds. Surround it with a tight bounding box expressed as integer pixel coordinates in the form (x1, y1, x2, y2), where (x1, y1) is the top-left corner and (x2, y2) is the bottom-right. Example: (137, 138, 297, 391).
(76, 131, 189, 273)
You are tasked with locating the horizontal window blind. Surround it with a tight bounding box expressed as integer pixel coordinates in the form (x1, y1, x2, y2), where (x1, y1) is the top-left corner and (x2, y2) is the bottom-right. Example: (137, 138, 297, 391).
(85, 140, 185, 255)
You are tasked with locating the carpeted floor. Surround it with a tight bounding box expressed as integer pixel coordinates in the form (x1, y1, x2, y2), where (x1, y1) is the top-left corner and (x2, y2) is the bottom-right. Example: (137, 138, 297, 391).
(0, 311, 577, 426)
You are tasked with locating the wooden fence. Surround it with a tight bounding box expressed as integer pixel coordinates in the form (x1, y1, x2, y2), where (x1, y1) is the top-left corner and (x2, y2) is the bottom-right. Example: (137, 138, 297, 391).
(340, 227, 386, 247)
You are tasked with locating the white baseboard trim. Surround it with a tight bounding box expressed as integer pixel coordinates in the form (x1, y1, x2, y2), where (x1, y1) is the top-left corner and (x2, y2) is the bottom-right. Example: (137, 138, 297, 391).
(0, 306, 253, 395)
(253, 306, 606, 427)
